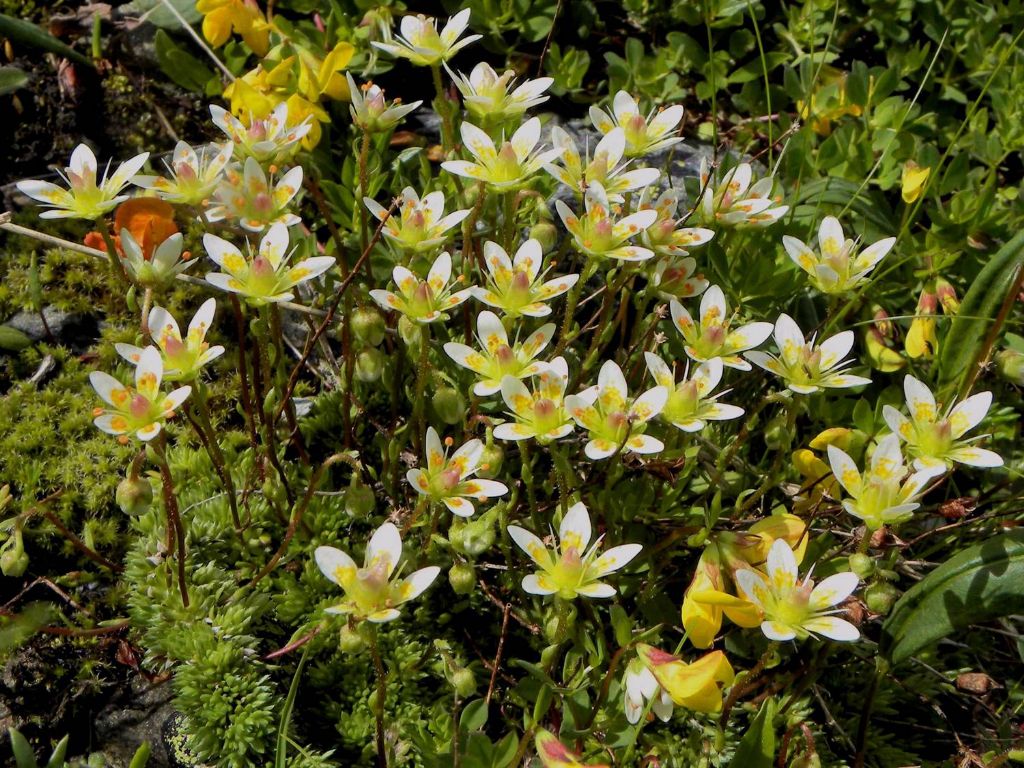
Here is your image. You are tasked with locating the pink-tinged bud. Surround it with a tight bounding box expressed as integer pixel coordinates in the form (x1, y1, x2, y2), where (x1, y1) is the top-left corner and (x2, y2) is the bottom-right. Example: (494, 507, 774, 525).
(248, 122, 267, 141)
(253, 192, 273, 214)
(408, 210, 426, 231)
(495, 344, 515, 365)
(679, 380, 699, 401)
(594, 218, 613, 239)
(560, 545, 582, 567)
(936, 278, 959, 314)
(413, 281, 432, 304)
(498, 142, 518, 163)
(367, 89, 386, 115)
(936, 419, 953, 441)
(67, 169, 87, 191)
(608, 410, 629, 435)
(175, 161, 197, 182)
(357, 559, 389, 592)
(534, 398, 556, 419)
(439, 467, 462, 492)
(163, 334, 186, 358)
(511, 270, 531, 292)
(804, 347, 822, 369)
(628, 114, 647, 134)
(705, 324, 726, 346)
(917, 290, 938, 314)
(873, 307, 893, 338)
(129, 394, 150, 419)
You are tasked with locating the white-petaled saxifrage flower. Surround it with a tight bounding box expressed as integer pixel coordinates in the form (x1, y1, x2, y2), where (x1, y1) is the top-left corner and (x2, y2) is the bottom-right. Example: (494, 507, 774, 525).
(784, 216, 895, 294)
(17, 144, 149, 220)
(699, 159, 788, 228)
(447, 62, 553, 122)
(883, 375, 1002, 471)
(407, 427, 509, 516)
(116, 299, 225, 383)
(745, 314, 871, 394)
(210, 103, 310, 165)
(204, 223, 334, 305)
(670, 286, 773, 370)
(314, 522, 440, 623)
(118, 230, 194, 289)
(565, 360, 667, 460)
(470, 239, 579, 319)
(648, 257, 708, 302)
(589, 91, 684, 157)
(555, 181, 657, 262)
(545, 126, 660, 201)
(134, 140, 233, 207)
(493, 356, 574, 444)
(441, 118, 562, 191)
(443, 310, 554, 396)
(206, 157, 303, 232)
(90, 346, 191, 442)
(347, 73, 422, 133)
(623, 658, 674, 724)
(369, 251, 472, 323)
(734, 538, 860, 642)
(827, 434, 943, 529)
(372, 8, 481, 67)
(640, 188, 715, 259)
(644, 353, 743, 433)
(364, 187, 469, 254)
(508, 501, 642, 599)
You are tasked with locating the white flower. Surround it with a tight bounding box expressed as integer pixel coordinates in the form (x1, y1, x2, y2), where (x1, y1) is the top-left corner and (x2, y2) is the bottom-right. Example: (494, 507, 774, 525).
(406, 427, 509, 517)
(90, 347, 191, 442)
(314, 523, 440, 623)
(883, 376, 1002, 471)
(507, 501, 642, 599)
(745, 314, 871, 394)
(470, 239, 579, 318)
(670, 286, 773, 370)
(205, 157, 303, 232)
(699, 160, 788, 228)
(204, 223, 334, 305)
(441, 117, 563, 190)
(443, 310, 554, 396)
(639, 188, 715, 259)
(544, 126, 660, 201)
(118, 230, 194, 289)
(734, 539, 860, 642)
(134, 141, 233, 206)
(372, 9, 481, 67)
(369, 251, 472, 323)
(17, 144, 148, 220)
(447, 62, 552, 121)
(644, 353, 743, 432)
(827, 434, 944, 529)
(555, 181, 657, 262)
(117, 299, 225, 383)
(564, 360, 667, 460)
(493, 357, 574, 444)
(784, 216, 895, 294)
(210, 103, 310, 165)
(648, 257, 709, 302)
(589, 91, 684, 157)
(623, 659, 674, 724)
(347, 73, 422, 132)
(365, 187, 470, 254)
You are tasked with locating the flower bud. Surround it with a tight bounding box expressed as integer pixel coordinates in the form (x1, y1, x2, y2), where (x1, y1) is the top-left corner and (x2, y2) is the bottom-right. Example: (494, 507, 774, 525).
(345, 480, 376, 518)
(848, 553, 874, 579)
(995, 349, 1024, 386)
(351, 307, 386, 347)
(431, 386, 465, 425)
(339, 624, 365, 653)
(864, 582, 900, 615)
(458, 516, 495, 556)
(529, 221, 559, 253)
(116, 475, 154, 516)
(451, 667, 477, 698)
(398, 315, 423, 352)
(477, 442, 504, 479)
(448, 562, 476, 595)
(355, 348, 385, 383)
(0, 544, 28, 578)
(935, 278, 959, 315)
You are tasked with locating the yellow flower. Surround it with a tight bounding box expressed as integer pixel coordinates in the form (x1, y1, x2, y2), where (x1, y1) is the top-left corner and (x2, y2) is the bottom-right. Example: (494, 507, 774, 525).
(901, 161, 931, 204)
(636, 644, 735, 713)
(196, 0, 269, 56)
(905, 290, 938, 359)
(534, 729, 608, 768)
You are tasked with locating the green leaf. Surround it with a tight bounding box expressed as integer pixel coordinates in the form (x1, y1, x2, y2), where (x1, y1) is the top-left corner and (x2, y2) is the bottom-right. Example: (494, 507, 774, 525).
(0, 65, 28, 95)
(154, 29, 216, 93)
(8, 728, 39, 768)
(120, 0, 201, 29)
(790, 177, 899, 237)
(460, 698, 488, 732)
(936, 231, 1024, 397)
(43, 735, 68, 768)
(0, 13, 92, 68)
(274, 645, 310, 768)
(730, 696, 776, 767)
(881, 531, 1024, 665)
(128, 742, 151, 768)
(0, 326, 32, 352)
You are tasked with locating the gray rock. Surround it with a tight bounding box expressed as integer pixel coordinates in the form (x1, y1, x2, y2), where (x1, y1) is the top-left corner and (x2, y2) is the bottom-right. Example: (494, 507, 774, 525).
(3, 306, 98, 347)
(92, 677, 176, 767)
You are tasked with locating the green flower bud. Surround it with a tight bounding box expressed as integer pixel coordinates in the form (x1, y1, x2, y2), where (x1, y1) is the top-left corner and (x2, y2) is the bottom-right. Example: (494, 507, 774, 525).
(848, 553, 874, 579)
(996, 349, 1024, 386)
(355, 348, 385, 383)
(431, 386, 465, 425)
(345, 480, 376, 517)
(339, 624, 365, 653)
(792, 754, 822, 768)
(477, 442, 504, 479)
(529, 221, 559, 253)
(864, 582, 899, 615)
(451, 667, 477, 698)
(0, 546, 28, 578)
(398, 315, 423, 353)
(448, 562, 476, 595)
(116, 475, 153, 516)
(351, 307, 387, 347)
(458, 517, 495, 557)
